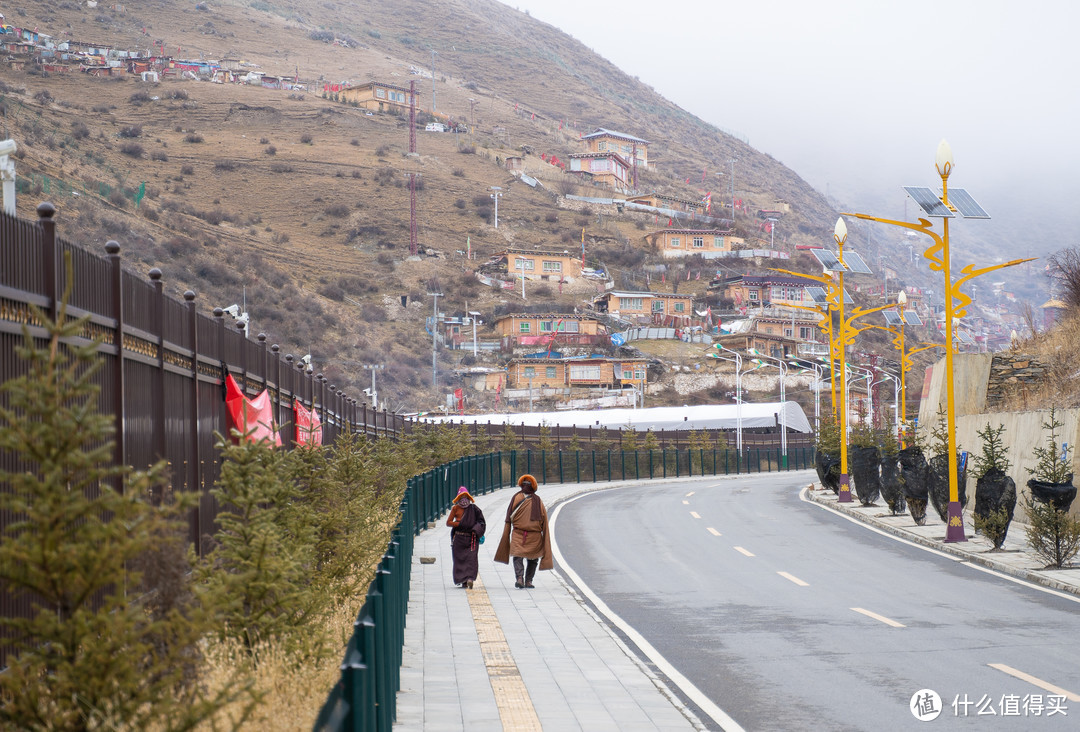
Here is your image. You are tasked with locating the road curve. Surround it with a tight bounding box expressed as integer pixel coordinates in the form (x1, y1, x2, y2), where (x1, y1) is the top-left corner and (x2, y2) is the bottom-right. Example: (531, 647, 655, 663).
(552, 472, 1080, 731)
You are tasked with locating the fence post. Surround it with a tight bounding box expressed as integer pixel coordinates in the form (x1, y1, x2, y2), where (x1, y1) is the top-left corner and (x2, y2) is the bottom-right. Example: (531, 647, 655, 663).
(106, 241, 127, 482)
(185, 290, 201, 549)
(150, 269, 166, 480)
(38, 203, 58, 322)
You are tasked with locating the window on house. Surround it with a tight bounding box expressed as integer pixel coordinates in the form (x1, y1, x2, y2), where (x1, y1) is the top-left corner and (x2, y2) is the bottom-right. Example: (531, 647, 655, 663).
(564, 321, 579, 333)
(524, 366, 535, 378)
(635, 368, 646, 380)
(389, 91, 404, 103)
(670, 237, 681, 247)
(674, 303, 685, 313)
(749, 291, 759, 301)
(514, 257, 534, 271)
(623, 297, 643, 310)
(713, 236, 724, 248)
(376, 88, 386, 99)
(519, 322, 531, 333)
(693, 237, 704, 248)
(539, 321, 553, 332)
(799, 326, 813, 340)
(623, 368, 634, 379)
(542, 260, 562, 272)
(598, 141, 607, 151)
(652, 301, 664, 312)
(546, 366, 557, 378)
(592, 159, 610, 172)
(569, 363, 601, 381)
(784, 327, 793, 337)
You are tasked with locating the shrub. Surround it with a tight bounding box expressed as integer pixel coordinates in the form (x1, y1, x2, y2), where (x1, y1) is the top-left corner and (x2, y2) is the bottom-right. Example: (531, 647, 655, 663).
(300, 133, 313, 144)
(129, 91, 152, 106)
(71, 121, 90, 139)
(452, 168, 465, 178)
(119, 124, 142, 138)
(259, 137, 270, 145)
(150, 150, 169, 162)
(168, 89, 190, 100)
(184, 133, 204, 143)
(545, 212, 558, 223)
(457, 142, 476, 154)
(350, 138, 360, 146)
(375, 144, 390, 157)
(120, 142, 144, 158)
(454, 198, 466, 209)
(214, 159, 238, 171)
(324, 204, 349, 218)
(1024, 496, 1080, 568)
(34, 89, 54, 104)
(269, 162, 294, 173)
(1027, 407, 1072, 483)
(974, 506, 1012, 551)
(181, 164, 195, 175)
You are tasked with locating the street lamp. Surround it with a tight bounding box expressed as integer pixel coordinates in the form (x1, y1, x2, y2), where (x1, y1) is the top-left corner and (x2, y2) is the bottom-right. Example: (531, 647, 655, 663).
(834, 217, 853, 503)
(873, 370, 902, 439)
(843, 140, 1035, 541)
(490, 186, 502, 229)
(710, 344, 744, 454)
(750, 348, 788, 467)
(789, 357, 824, 434)
(468, 310, 481, 357)
(767, 217, 779, 250)
(362, 363, 384, 409)
(515, 256, 526, 299)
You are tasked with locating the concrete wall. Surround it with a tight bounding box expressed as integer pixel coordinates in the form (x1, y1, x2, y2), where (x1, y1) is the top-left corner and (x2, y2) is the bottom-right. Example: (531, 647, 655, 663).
(919, 353, 1080, 518)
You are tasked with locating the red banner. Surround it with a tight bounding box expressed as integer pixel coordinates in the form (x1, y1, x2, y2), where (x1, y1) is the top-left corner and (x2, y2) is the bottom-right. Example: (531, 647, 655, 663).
(294, 399, 323, 447)
(224, 374, 281, 446)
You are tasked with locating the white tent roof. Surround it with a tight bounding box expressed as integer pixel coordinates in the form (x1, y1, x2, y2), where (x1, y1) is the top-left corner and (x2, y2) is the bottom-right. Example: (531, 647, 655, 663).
(423, 401, 812, 433)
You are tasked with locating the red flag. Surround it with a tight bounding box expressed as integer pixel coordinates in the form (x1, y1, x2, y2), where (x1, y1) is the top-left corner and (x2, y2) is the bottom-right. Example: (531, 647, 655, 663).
(662, 273, 665, 283)
(225, 374, 281, 446)
(531, 112, 535, 120)
(454, 387, 464, 414)
(696, 271, 701, 280)
(294, 399, 323, 447)
(686, 269, 691, 281)
(667, 218, 673, 227)
(558, 120, 563, 130)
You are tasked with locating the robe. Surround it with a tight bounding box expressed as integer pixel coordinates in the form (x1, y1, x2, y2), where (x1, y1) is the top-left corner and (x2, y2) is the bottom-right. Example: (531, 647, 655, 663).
(446, 503, 486, 585)
(493, 490, 553, 571)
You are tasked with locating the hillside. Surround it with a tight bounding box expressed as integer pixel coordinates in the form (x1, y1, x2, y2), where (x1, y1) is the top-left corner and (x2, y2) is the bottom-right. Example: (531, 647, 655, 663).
(2, 0, 971, 412)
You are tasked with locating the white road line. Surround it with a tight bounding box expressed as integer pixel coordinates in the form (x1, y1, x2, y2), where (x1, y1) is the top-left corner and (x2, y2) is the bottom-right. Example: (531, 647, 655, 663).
(988, 663, 1080, 702)
(685, 491, 695, 497)
(850, 607, 905, 628)
(550, 495, 746, 732)
(706, 527, 722, 536)
(734, 546, 755, 557)
(798, 486, 964, 561)
(777, 571, 809, 586)
(690, 511, 701, 519)
(682, 500, 690, 505)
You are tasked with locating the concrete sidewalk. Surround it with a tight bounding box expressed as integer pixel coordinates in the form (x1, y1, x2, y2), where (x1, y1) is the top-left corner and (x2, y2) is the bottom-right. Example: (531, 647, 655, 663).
(392, 477, 1080, 731)
(392, 479, 709, 732)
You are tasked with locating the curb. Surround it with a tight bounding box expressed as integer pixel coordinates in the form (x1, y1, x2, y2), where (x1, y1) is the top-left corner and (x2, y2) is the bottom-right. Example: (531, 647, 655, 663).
(804, 484, 1080, 597)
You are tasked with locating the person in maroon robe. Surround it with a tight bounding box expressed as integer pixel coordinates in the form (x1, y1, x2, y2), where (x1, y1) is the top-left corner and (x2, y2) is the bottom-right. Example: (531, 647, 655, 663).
(494, 474, 553, 588)
(446, 487, 486, 589)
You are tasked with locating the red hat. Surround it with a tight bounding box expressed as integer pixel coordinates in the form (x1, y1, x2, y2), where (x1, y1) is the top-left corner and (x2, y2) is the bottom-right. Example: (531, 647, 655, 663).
(454, 486, 475, 503)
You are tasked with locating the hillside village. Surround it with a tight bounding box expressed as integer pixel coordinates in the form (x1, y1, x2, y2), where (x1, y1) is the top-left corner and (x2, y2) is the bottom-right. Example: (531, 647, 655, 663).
(0, 0, 1051, 421)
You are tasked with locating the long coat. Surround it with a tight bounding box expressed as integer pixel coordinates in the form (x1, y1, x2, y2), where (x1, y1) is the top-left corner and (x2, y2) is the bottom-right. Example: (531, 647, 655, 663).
(493, 490, 553, 570)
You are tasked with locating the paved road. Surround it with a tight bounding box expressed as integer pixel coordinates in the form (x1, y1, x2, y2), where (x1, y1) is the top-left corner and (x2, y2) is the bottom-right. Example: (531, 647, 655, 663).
(553, 472, 1080, 730)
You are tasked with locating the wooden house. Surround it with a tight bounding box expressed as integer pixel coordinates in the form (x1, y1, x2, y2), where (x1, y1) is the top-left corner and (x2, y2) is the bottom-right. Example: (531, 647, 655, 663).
(568, 152, 631, 193)
(722, 274, 817, 309)
(506, 247, 583, 281)
(339, 81, 420, 112)
(582, 128, 650, 169)
(715, 331, 798, 360)
(506, 356, 650, 390)
(646, 228, 742, 259)
(494, 313, 605, 345)
(627, 192, 702, 213)
(593, 291, 694, 324)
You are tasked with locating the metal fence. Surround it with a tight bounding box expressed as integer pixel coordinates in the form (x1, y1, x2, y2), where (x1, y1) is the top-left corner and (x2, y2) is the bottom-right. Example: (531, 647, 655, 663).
(313, 445, 814, 731)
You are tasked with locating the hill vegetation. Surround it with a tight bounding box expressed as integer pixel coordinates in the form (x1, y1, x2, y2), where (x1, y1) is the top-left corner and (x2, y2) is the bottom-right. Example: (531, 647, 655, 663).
(0, 0, 988, 411)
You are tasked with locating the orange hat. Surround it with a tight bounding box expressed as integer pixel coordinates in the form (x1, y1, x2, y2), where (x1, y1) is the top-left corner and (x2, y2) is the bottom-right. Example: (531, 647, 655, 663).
(454, 486, 475, 503)
(518, 474, 538, 490)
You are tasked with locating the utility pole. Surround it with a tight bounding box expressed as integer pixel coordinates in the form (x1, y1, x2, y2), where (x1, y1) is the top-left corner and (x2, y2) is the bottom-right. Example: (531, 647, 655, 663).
(729, 158, 737, 223)
(516, 256, 526, 299)
(767, 217, 778, 249)
(490, 186, 502, 228)
(469, 310, 481, 357)
(468, 97, 476, 129)
(362, 363, 384, 409)
(429, 292, 443, 387)
(430, 48, 438, 116)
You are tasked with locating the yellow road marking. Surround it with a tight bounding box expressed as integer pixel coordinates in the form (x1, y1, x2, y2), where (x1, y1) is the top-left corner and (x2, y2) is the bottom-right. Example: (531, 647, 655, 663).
(988, 663, 1080, 702)
(690, 511, 701, 519)
(850, 607, 905, 627)
(734, 546, 755, 557)
(466, 578, 543, 730)
(777, 571, 809, 586)
(706, 527, 722, 536)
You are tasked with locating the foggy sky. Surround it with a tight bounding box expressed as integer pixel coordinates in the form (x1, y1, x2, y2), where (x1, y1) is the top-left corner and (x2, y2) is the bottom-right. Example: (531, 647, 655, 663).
(501, 0, 1080, 259)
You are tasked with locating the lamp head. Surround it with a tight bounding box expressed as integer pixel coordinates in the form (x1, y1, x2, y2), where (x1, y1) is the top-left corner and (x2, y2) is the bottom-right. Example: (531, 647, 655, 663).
(833, 217, 847, 246)
(935, 139, 953, 179)
(897, 290, 907, 306)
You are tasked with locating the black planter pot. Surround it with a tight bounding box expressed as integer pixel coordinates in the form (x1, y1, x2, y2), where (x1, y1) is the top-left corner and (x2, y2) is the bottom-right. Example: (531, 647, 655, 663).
(849, 445, 881, 506)
(1027, 474, 1076, 512)
(974, 469, 1016, 547)
(816, 450, 841, 494)
(880, 455, 906, 515)
(928, 453, 968, 523)
(899, 446, 930, 525)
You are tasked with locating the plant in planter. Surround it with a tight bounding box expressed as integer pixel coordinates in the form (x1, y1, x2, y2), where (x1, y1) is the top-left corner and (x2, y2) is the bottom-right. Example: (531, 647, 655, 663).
(899, 427, 931, 525)
(926, 406, 967, 523)
(1025, 407, 1076, 513)
(814, 415, 841, 494)
(970, 422, 1015, 550)
(878, 428, 906, 516)
(1023, 494, 1080, 568)
(848, 419, 880, 506)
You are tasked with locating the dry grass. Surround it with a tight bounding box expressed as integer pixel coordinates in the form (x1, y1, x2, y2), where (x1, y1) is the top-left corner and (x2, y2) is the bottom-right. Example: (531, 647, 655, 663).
(997, 311, 1080, 411)
(197, 575, 372, 731)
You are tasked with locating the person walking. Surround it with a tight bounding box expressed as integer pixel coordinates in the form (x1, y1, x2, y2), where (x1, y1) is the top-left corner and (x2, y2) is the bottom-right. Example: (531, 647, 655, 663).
(446, 487, 486, 589)
(494, 474, 552, 589)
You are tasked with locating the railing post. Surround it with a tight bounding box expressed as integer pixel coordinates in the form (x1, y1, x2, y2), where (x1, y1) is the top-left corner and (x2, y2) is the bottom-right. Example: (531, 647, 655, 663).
(106, 240, 126, 485)
(38, 202, 58, 323)
(150, 269, 166, 479)
(185, 290, 201, 549)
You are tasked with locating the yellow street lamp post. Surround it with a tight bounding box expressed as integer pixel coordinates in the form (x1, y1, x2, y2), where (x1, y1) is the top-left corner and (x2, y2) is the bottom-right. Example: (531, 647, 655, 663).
(834, 218, 852, 502)
(844, 140, 1035, 541)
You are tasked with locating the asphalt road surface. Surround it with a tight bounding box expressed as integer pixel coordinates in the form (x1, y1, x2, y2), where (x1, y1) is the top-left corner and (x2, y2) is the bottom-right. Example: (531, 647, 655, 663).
(552, 471, 1080, 731)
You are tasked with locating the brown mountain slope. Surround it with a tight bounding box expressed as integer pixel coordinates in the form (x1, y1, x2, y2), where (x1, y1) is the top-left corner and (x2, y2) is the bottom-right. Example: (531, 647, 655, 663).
(4, 0, 861, 411)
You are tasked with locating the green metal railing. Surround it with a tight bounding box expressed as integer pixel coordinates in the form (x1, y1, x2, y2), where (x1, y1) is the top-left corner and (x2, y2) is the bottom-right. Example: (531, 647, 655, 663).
(314, 445, 813, 730)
